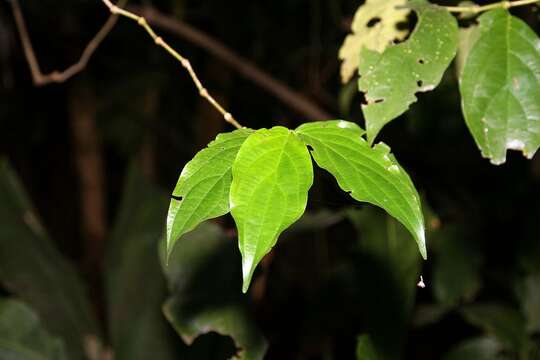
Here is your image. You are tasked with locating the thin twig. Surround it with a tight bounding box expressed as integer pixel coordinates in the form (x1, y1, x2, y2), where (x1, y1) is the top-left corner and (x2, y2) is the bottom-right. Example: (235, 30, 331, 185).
(441, 0, 539, 13)
(10, 0, 124, 86)
(130, 5, 332, 121)
(101, 0, 242, 129)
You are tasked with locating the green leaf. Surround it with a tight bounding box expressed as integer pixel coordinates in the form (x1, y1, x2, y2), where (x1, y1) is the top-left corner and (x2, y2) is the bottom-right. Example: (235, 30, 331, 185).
(166, 128, 253, 256)
(433, 226, 483, 306)
(230, 126, 313, 292)
(338, 0, 410, 83)
(518, 273, 540, 334)
(106, 164, 179, 360)
(0, 159, 99, 360)
(296, 120, 426, 258)
(161, 222, 268, 360)
(347, 207, 421, 358)
(461, 303, 528, 352)
(358, 0, 458, 143)
(460, 9, 540, 164)
(0, 298, 68, 360)
(456, 25, 481, 77)
(442, 337, 505, 360)
(356, 334, 378, 360)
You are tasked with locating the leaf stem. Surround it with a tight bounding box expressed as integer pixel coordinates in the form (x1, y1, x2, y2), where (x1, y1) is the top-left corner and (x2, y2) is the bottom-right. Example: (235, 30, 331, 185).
(100, 0, 243, 129)
(441, 0, 539, 14)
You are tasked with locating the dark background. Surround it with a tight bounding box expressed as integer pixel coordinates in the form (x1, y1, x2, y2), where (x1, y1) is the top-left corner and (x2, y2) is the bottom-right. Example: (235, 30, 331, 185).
(0, 0, 539, 359)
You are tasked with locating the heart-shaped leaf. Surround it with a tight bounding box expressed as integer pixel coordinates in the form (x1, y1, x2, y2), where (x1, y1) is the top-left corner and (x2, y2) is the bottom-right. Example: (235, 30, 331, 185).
(230, 127, 313, 292)
(296, 120, 426, 258)
(166, 128, 253, 256)
(358, 0, 458, 143)
(460, 9, 540, 165)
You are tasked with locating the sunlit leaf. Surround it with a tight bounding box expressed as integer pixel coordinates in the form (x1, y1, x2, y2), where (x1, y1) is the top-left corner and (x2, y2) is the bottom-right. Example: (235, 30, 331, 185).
(166, 128, 253, 257)
(460, 9, 540, 164)
(0, 298, 68, 360)
(339, 0, 410, 83)
(230, 127, 313, 292)
(296, 120, 426, 258)
(0, 159, 99, 360)
(161, 222, 268, 360)
(358, 0, 458, 143)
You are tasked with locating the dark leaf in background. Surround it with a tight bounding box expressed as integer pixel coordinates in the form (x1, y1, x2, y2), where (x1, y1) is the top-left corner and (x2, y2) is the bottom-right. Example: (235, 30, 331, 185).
(0, 159, 99, 360)
(460, 303, 528, 353)
(0, 298, 68, 360)
(356, 334, 378, 360)
(160, 222, 268, 360)
(105, 164, 179, 360)
(347, 207, 421, 359)
(442, 337, 506, 360)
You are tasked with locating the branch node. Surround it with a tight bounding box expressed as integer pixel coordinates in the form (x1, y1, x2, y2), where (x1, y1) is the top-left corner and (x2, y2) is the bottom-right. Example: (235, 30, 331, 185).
(199, 88, 208, 97)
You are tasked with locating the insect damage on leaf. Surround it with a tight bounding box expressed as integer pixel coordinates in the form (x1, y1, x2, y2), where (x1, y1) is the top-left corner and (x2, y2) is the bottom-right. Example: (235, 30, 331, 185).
(338, 0, 411, 83)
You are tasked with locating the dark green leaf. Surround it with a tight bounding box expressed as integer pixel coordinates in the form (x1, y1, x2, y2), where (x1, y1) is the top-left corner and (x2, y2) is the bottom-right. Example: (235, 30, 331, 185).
(433, 226, 482, 306)
(0, 159, 99, 360)
(106, 164, 179, 360)
(461, 303, 528, 352)
(230, 126, 313, 292)
(297, 120, 426, 258)
(347, 207, 421, 358)
(442, 337, 505, 360)
(356, 334, 378, 360)
(0, 298, 67, 360)
(161, 222, 268, 360)
(166, 128, 253, 257)
(518, 273, 540, 334)
(358, 0, 458, 142)
(460, 9, 540, 164)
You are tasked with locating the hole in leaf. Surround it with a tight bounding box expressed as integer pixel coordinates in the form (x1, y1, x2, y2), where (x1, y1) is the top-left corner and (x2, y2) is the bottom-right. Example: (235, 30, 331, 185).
(366, 17, 381, 28)
(373, 99, 384, 104)
(307, 145, 314, 152)
(418, 59, 425, 64)
(417, 80, 423, 87)
(171, 195, 183, 201)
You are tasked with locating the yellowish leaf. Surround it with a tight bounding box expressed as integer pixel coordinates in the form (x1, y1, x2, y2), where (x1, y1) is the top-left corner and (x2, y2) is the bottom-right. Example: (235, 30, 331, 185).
(339, 0, 410, 83)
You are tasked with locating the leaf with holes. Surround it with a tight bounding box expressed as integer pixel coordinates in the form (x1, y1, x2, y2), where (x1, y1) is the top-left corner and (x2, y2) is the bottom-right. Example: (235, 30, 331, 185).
(230, 127, 313, 292)
(358, 0, 458, 143)
(296, 120, 426, 258)
(339, 0, 410, 83)
(460, 9, 540, 165)
(166, 128, 253, 257)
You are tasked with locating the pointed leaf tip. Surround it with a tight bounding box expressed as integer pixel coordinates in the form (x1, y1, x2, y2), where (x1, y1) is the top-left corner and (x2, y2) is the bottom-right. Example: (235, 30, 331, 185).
(296, 120, 426, 258)
(230, 127, 314, 293)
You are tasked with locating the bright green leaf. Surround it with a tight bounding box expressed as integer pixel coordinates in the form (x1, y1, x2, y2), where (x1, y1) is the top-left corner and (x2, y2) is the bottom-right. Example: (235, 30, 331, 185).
(166, 128, 253, 256)
(460, 9, 540, 164)
(338, 0, 410, 83)
(0, 298, 67, 360)
(230, 127, 313, 292)
(358, 0, 458, 143)
(296, 120, 426, 258)
(0, 159, 99, 360)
